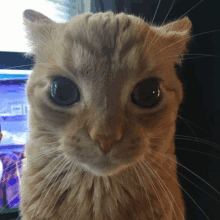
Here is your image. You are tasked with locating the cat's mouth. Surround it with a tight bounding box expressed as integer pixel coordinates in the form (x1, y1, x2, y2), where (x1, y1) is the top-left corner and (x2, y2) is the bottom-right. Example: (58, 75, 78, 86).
(64, 148, 132, 177)
(82, 158, 129, 177)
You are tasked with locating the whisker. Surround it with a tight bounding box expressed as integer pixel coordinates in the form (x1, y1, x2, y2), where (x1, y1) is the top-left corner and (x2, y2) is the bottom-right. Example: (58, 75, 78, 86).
(151, 29, 220, 59)
(161, 0, 176, 25)
(32, 131, 56, 135)
(0, 149, 59, 187)
(151, 149, 220, 196)
(30, 156, 65, 219)
(58, 162, 75, 220)
(41, 141, 61, 145)
(49, 160, 74, 213)
(174, 160, 220, 204)
(5, 60, 57, 72)
(149, 54, 220, 71)
(140, 160, 182, 220)
(150, 0, 162, 24)
(0, 164, 26, 212)
(133, 165, 155, 220)
(158, 53, 220, 61)
(178, 0, 204, 20)
(137, 162, 170, 220)
(176, 115, 201, 149)
(17, 153, 63, 215)
(16, 161, 22, 190)
(147, 54, 220, 81)
(147, 133, 220, 150)
(145, 137, 220, 197)
(5, 64, 33, 70)
(36, 159, 68, 217)
(145, 143, 220, 203)
(178, 115, 205, 131)
(175, 147, 220, 159)
(145, 148, 210, 220)
(146, 0, 204, 53)
(132, 164, 144, 203)
(146, 0, 203, 52)
(16, 155, 71, 220)
(145, 0, 162, 45)
(0, 161, 22, 182)
(0, 190, 19, 211)
(174, 136, 220, 150)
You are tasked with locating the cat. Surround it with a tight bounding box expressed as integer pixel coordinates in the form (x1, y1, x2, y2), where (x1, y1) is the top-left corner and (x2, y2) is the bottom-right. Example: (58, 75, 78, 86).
(20, 8, 192, 220)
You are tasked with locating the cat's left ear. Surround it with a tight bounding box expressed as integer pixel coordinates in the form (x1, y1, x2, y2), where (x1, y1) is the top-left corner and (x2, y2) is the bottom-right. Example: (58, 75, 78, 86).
(152, 17, 192, 64)
(162, 17, 192, 35)
(165, 17, 192, 62)
(23, 9, 56, 55)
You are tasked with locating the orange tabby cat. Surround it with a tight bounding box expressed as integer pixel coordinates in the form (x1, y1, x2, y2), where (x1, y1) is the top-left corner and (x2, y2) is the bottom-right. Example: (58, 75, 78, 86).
(20, 9, 192, 220)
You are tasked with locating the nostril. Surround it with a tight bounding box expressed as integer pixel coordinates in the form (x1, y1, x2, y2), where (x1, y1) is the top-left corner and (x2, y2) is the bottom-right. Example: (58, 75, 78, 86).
(89, 127, 123, 154)
(99, 145, 112, 154)
(97, 136, 114, 154)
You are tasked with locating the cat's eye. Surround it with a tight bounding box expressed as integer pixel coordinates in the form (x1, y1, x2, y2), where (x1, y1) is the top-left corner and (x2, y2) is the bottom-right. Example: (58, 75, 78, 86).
(49, 76, 80, 106)
(131, 78, 161, 108)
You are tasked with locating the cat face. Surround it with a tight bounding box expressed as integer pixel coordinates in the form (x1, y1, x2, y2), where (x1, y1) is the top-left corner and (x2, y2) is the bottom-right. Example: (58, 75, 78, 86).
(23, 10, 191, 176)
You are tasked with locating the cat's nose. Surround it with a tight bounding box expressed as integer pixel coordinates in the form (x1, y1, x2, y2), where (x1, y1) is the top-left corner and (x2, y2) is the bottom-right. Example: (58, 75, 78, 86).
(89, 129, 122, 154)
(98, 134, 121, 154)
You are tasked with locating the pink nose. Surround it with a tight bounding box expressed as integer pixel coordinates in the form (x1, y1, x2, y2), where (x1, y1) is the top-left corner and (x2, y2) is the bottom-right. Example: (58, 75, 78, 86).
(89, 119, 123, 154)
(95, 134, 120, 154)
(100, 145, 113, 154)
(98, 136, 115, 154)
(90, 130, 122, 154)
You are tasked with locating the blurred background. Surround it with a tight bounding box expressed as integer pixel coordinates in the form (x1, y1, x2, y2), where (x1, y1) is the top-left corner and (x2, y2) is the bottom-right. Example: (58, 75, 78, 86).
(0, 0, 219, 219)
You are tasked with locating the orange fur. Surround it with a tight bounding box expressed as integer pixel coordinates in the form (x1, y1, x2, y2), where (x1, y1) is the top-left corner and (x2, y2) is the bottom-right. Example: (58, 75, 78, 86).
(20, 10, 192, 220)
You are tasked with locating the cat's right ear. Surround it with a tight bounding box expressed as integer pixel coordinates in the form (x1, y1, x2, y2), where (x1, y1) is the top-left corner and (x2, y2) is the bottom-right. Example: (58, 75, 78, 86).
(23, 9, 56, 55)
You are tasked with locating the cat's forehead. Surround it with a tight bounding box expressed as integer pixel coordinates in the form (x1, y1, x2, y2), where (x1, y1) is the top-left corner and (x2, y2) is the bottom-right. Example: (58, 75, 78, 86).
(59, 12, 152, 79)
(65, 11, 146, 42)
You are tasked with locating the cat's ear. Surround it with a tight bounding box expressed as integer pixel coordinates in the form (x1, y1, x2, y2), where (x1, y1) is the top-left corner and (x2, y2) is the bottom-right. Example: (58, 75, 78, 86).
(166, 17, 192, 64)
(162, 17, 192, 35)
(23, 9, 56, 55)
(153, 17, 192, 64)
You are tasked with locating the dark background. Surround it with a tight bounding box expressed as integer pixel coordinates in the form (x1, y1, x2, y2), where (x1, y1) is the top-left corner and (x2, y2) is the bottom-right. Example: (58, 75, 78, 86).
(0, 0, 219, 219)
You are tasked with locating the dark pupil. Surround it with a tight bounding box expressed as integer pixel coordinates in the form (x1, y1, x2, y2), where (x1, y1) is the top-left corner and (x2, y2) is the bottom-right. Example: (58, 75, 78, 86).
(50, 77, 80, 106)
(131, 78, 161, 108)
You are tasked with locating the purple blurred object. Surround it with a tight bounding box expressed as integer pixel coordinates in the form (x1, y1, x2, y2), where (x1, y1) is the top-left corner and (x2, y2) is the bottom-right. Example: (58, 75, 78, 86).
(0, 151, 24, 208)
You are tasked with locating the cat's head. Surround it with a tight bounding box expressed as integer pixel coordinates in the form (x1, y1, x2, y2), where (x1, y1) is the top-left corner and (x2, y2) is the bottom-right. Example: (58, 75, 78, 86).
(23, 10, 192, 176)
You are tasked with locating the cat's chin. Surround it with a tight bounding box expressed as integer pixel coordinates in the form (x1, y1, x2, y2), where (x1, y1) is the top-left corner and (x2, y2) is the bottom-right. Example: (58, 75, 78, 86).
(78, 153, 146, 177)
(66, 153, 131, 177)
(64, 149, 145, 177)
(81, 162, 129, 177)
